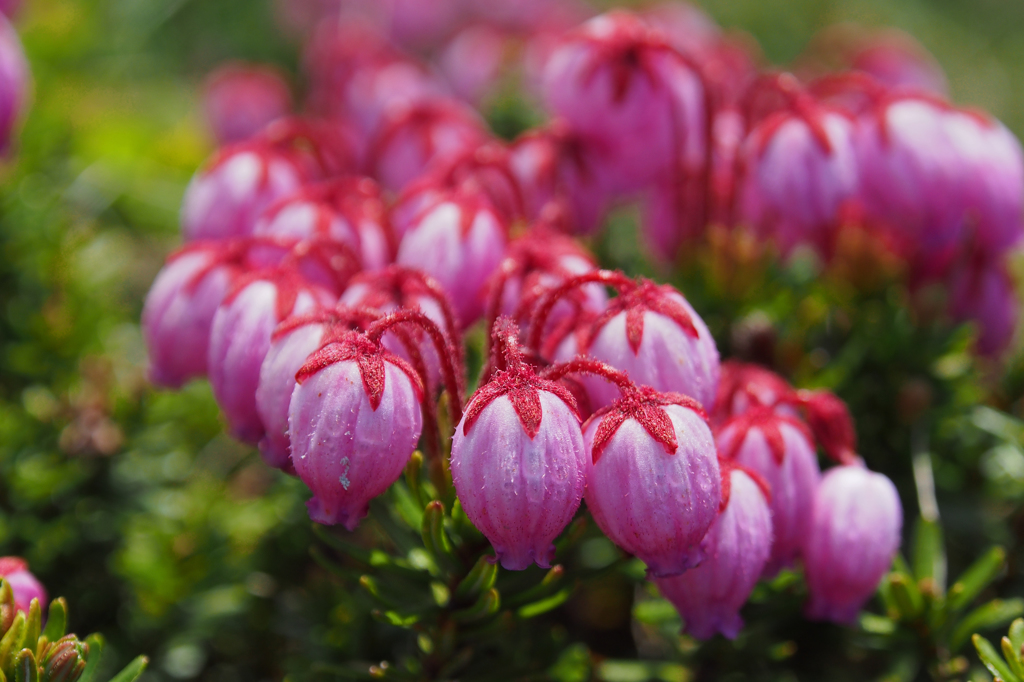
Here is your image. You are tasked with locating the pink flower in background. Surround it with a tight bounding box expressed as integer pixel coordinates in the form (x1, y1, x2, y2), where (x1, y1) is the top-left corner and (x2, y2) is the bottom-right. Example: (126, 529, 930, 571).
(0, 557, 45, 614)
(654, 462, 773, 639)
(0, 13, 28, 154)
(204, 63, 293, 145)
(804, 463, 902, 624)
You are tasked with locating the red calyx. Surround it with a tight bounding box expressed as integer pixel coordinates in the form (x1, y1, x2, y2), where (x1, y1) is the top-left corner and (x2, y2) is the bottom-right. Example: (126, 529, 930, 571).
(719, 405, 814, 465)
(0, 557, 27, 574)
(711, 360, 795, 426)
(223, 265, 316, 321)
(581, 279, 700, 355)
(295, 332, 424, 412)
(793, 389, 858, 465)
(271, 305, 381, 343)
(464, 318, 579, 440)
(583, 385, 707, 464)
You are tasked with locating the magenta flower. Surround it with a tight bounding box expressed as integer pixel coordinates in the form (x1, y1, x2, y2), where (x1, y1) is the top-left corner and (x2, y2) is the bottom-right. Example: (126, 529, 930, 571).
(541, 11, 709, 196)
(338, 266, 462, 391)
(710, 360, 795, 430)
(854, 96, 972, 277)
(0, 557, 45, 615)
(738, 78, 859, 258)
(509, 122, 612, 235)
(653, 462, 773, 640)
(367, 99, 488, 192)
(948, 259, 1020, 357)
(450, 319, 587, 570)
(538, 276, 720, 412)
(439, 25, 511, 105)
(804, 463, 902, 624)
(583, 386, 721, 577)
(142, 241, 251, 388)
(256, 307, 382, 473)
(289, 310, 462, 529)
(255, 177, 396, 270)
(204, 62, 292, 145)
(717, 407, 820, 575)
(304, 22, 445, 139)
(850, 32, 948, 95)
(181, 119, 352, 242)
(0, 13, 28, 155)
(208, 267, 335, 444)
(396, 186, 508, 327)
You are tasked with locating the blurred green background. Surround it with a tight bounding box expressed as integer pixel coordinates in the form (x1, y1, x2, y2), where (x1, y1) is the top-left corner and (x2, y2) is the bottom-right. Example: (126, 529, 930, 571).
(1, 0, 1023, 680)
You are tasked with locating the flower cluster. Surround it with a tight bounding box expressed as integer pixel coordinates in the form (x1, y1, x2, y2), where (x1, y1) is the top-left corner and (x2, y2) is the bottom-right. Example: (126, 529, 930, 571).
(141, 1, 976, 641)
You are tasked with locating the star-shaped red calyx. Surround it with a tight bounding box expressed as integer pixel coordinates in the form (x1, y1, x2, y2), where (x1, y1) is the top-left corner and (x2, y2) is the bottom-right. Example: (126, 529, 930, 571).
(578, 279, 700, 355)
(719, 405, 814, 466)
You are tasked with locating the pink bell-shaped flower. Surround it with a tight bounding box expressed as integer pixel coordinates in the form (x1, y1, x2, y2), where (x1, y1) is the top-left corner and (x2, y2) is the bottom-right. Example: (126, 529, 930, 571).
(142, 240, 254, 388)
(289, 310, 463, 529)
(948, 259, 1020, 358)
(0, 14, 28, 155)
(256, 306, 382, 472)
(204, 62, 293, 145)
(0, 557, 45, 615)
(338, 266, 462, 391)
(396, 186, 508, 327)
(451, 319, 587, 570)
(541, 11, 709, 196)
(583, 385, 721, 577)
(181, 119, 353, 242)
(367, 99, 488, 192)
(653, 461, 773, 640)
(255, 177, 396, 270)
(535, 274, 720, 411)
(804, 463, 902, 624)
(717, 406, 820, 575)
(710, 360, 795, 430)
(509, 121, 612, 235)
(208, 266, 335, 444)
(738, 75, 859, 258)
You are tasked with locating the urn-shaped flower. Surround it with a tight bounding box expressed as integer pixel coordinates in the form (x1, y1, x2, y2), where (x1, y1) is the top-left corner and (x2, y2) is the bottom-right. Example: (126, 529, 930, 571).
(804, 463, 902, 624)
(0, 557, 45, 615)
(583, 387, 721, 577)
(289, 334, 424, 529)
(653, 463, 773, 639)
(451, 321, 586, 570)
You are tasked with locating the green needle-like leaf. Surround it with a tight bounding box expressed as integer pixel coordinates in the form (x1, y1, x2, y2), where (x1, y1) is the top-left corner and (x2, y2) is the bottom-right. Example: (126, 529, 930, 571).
(974, 634, 1020, 682)
(888, 573, 924, 621)
(21, 604, 38, 655)
(451, 588, 500, 624)
(107, 656, 149, 682)
(948, 547, 1006, 613)
(40, 599, 67, 643)
(421, 501, 457, 571)
(1010, 618, 1024, 660)
(78, 634, 104, 682)
(0, 612, 27, 678)
(453, 556, 498, 603)
(1002, 636, 1024, 681)
(12, 649, 35, 682)
(952, 599, 1024, 652)
(516, 587, 573, 619)
(912, 517, 945, 596)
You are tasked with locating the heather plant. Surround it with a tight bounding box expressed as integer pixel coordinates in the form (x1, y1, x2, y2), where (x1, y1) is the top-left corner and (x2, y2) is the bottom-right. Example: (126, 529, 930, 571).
(1, 0, 1024, 681)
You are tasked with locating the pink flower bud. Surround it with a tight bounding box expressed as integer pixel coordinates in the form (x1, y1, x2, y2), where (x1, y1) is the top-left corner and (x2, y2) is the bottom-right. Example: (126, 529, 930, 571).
(583, 388, 721, 577)
(0, 557, 45, 615)
(289, 334, 424, 529)
(182, 144, 306, 242)
(256, 307, 381, 472)
(0, 14, 28, 155)
(541, 12, 709, 194)
(555, 280, 720, 411)
(208, 268, 335, 443)
(368, 99, 488, 192)
(738, 91, 859, 257)
(304, 23, 445, 138)
(855, 97, 971, 277)
(439, 25, 510, 105)
(0, 0, 20, 18)
(949, 260, 1019, 357)
(653, 463, 773, 640)
(142, 241, 250, 388)
(338, 267, 461, 391)
(255, 177, 396, 270)
(509, 122, 611, 234)
(717, 407, 820, 575)
(485, 227, 606, 341)
(804, 464, 902, 624)
(396, 187, 508, 327)
(394, 142, 525, 235)
(851, 36, 947, 96)
(204, 63, 292, 145)
(451, 321, 586, 570)
(710, 360, 794, 430)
